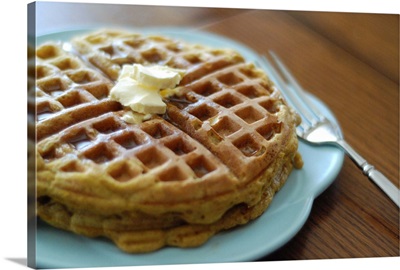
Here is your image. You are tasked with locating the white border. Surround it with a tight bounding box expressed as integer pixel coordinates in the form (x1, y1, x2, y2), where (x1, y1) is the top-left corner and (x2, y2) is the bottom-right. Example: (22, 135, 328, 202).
(0, 1, 398, 270)
(28, 0, 400, 14)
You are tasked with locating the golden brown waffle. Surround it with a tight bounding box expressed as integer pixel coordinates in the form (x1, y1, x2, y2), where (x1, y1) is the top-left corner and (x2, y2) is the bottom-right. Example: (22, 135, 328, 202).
(34, 29, 303, 253)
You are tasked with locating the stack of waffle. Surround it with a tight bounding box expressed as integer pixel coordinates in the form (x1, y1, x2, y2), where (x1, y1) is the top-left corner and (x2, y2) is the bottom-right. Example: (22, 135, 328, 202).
(32, 29, 303, 253)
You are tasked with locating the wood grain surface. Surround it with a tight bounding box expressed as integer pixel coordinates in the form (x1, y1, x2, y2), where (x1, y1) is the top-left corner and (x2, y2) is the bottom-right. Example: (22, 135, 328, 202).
(35, 2, 399, 261)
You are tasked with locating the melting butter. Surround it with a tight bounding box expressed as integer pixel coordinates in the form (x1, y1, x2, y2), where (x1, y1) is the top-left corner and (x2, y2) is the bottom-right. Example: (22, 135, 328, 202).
(110, 79, 167, 114)
(121, 111, 152, 124)
(131, 64, 185, 89)
(109, 64, 185, 117)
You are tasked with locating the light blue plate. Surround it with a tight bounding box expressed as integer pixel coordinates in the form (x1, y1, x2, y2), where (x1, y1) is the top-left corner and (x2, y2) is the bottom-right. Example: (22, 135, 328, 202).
(35, 28, 345, 269)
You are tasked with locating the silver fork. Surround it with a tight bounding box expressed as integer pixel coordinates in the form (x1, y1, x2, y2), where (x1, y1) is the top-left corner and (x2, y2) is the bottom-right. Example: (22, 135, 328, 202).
(259, 51, 399, 208)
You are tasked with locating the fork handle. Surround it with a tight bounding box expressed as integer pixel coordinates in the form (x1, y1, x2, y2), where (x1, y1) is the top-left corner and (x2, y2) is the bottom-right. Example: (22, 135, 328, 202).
(337, 140, 400, 207)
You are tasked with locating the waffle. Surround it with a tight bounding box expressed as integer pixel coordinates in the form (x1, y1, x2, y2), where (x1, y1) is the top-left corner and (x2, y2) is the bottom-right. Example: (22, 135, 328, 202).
(34, 29, 303, 253)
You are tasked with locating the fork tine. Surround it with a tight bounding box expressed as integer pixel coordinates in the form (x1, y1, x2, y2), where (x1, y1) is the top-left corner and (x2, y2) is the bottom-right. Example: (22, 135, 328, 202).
(261, 52, 343, 139)
(258, 56, 296, 107)
(267, 51, 326, 124)
(258, 55, 314, 134)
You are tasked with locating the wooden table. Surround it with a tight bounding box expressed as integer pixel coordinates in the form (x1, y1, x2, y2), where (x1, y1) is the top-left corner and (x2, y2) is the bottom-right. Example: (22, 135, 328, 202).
(35, 2, 399, 262)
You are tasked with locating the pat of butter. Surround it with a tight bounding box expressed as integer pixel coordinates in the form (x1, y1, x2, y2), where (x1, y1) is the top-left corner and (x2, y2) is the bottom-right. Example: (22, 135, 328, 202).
(131, 64, 185, 89)
(121, 111, 152, 124)
(109, 64, 185, 116)
(110, 78, 166, 114)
